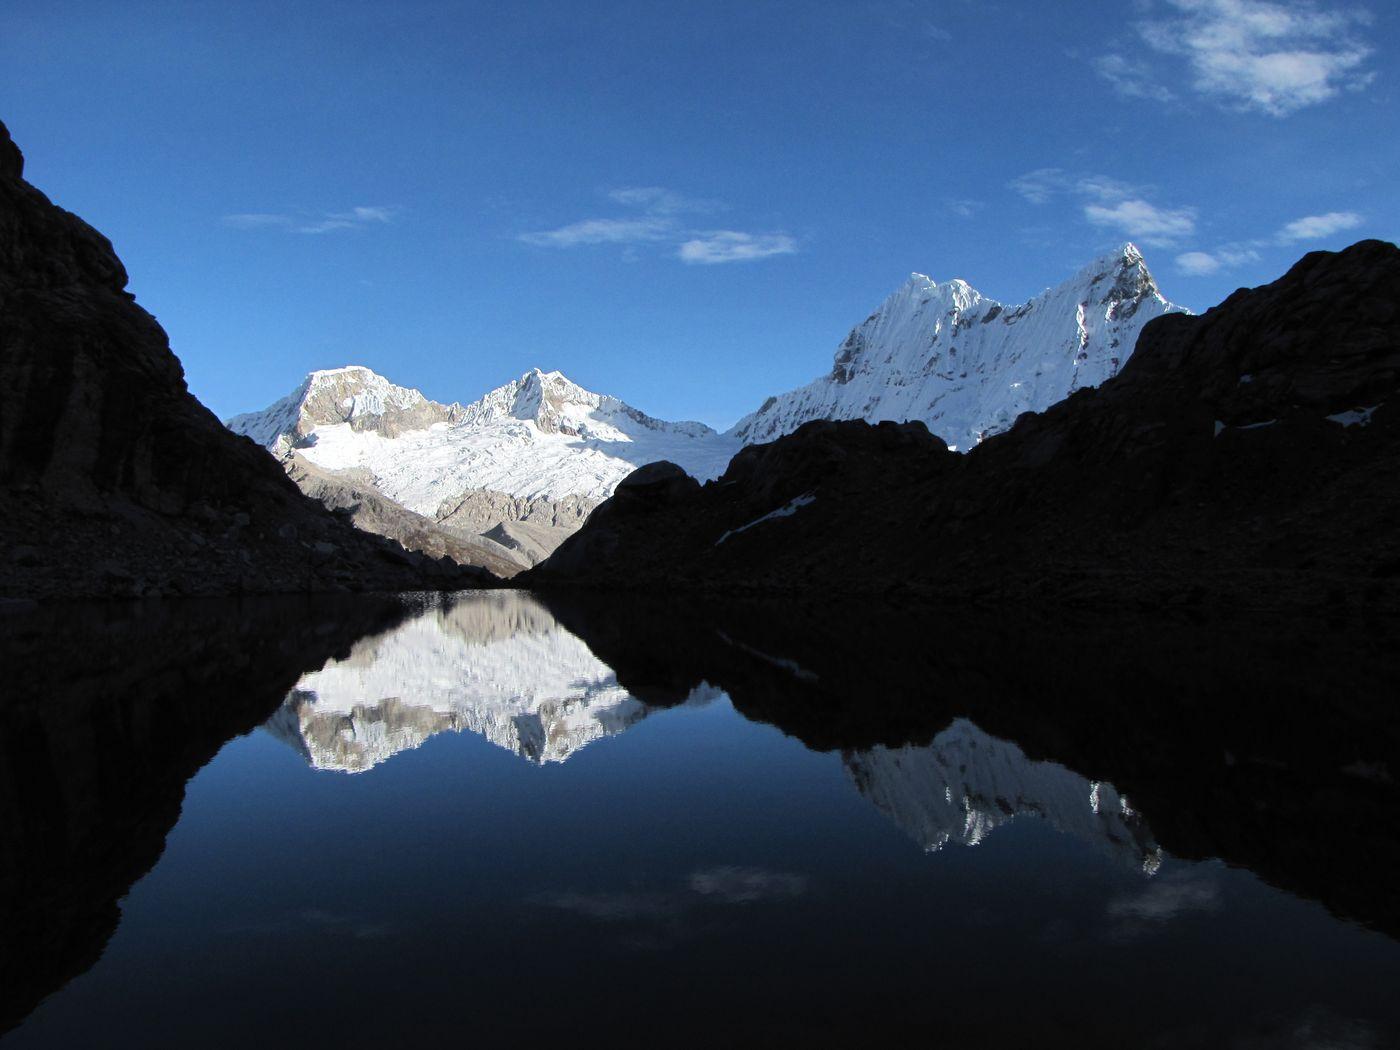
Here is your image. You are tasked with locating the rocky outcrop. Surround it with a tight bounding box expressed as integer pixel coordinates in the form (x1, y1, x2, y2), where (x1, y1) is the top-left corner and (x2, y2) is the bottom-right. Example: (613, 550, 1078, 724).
(283, 454, 524, 576)
(0, 119, 488, 597)
(527, 241, 1400, 611)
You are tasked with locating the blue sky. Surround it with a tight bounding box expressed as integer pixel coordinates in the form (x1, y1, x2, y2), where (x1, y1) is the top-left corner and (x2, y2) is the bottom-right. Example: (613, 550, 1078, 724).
(3, 0, 1396, 427)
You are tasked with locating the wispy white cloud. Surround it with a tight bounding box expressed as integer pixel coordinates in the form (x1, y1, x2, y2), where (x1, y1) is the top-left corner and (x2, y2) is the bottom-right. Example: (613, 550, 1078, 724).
(221, 205, 397, 235)
(1114, 0, 1376, 117)
(1276, 209, 1363, 242)
(1175, 245, 1260, 274)
(677, 231, 798, 265)
(1174, 209, 1364, 275)
(1011, 168, 1197, 246)
(606, 186, 724, 214)
(222, 212, 291, 229)
(518, 217, 675, 247)
(1094, 52, 1177, 101)
(521, 187, 797, 265)
(1009, 168, 1069, 205)
(1085, 198, 1198, 243)
(945, 197, 984, 219)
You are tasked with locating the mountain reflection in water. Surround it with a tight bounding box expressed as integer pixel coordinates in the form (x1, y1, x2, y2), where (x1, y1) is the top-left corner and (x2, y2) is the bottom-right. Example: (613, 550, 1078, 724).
(1, 591, 1397, 1047)
(264, 595, 1161, 873)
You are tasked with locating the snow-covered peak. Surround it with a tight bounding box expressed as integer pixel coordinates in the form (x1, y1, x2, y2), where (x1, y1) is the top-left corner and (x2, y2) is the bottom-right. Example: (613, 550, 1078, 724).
(226, 364, 463, 447)
(729, 245, 1184, 449)
(457, 367, 718, 441)
(226, 364, 741, 506)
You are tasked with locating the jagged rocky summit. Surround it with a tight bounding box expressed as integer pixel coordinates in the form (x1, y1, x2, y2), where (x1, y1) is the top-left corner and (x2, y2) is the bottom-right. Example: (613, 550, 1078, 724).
(0, 119, 485, 599)
(526, 241, 1400, 611)
(733, 244, 1183, 451)
(229, 247, 1181, 568)
(227, 365, 741, 573)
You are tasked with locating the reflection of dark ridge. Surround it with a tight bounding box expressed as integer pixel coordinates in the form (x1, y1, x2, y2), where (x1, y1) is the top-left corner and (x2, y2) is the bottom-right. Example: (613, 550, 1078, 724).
(541, 593, 1400, 937)
(0, 595, 410, 1036)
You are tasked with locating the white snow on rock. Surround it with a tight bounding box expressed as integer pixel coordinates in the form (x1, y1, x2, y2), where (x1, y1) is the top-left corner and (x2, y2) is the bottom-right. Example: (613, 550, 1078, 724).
(715, 491, 816, 545)
(1327, 404, 1381, 428)
(229, 366, 740, 512)
(729, 244, 1185, 452)
(263, 592, 721, 772)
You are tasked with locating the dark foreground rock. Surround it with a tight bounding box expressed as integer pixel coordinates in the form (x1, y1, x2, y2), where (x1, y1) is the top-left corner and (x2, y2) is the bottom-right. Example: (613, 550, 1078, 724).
(525, 241, 1400, 611)
(0, 119, 489, 598)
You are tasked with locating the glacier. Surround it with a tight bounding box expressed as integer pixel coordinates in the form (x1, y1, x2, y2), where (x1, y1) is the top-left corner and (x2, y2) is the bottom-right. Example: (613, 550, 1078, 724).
(729, 243, 1184, 451)
(228, 365, 741, 512)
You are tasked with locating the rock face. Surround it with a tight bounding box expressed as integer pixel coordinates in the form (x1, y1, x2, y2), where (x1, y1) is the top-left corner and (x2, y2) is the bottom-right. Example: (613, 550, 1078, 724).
(281, 453, 523, 577)
(527, 241, 1400, 611)
(730, 244, 1184, 451)
(227, 365, 739, 570)
(0, 119, 486, 598)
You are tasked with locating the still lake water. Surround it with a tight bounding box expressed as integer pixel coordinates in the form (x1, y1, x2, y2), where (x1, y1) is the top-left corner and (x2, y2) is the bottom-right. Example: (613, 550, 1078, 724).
(2, 591, 1397, 1047)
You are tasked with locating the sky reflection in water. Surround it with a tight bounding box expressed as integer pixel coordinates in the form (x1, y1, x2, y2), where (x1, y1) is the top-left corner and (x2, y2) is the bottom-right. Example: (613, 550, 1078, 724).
(3, 593, 1398, 1048)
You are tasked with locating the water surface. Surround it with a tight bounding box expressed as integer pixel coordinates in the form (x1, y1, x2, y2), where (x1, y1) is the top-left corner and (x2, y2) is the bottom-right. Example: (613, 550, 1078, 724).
(2, 592, 1396, 1047)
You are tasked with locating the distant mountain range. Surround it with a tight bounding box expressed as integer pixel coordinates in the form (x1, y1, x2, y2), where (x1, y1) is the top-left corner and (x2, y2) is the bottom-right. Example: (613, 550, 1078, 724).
(226, 245, 1181, 571)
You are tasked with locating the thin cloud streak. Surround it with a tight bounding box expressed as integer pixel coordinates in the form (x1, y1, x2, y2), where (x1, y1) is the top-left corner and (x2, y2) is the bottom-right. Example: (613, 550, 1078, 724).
(518, 217, 676, 248)
(221, 205, 397, 235)
(1011, 168, 1197, 246)
(1276, 210, 1363, 243)
(520, 186, 797, 265)
(1174, 209, 1364, 276)
(677, 231, 798, 265)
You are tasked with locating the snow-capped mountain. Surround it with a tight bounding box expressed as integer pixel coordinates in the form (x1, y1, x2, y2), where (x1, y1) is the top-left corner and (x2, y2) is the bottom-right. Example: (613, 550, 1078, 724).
(227, 366, 741, 570)
(730, 244, 1185, 451)
(226, 246, 1181, 573)
(263, 592, 722, 772)
(845, 720, 1161, 873)
(230, 365, 738, 508)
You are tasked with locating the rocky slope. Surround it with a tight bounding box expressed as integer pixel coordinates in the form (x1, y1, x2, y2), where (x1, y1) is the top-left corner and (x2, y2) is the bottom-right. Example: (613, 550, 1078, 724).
(527, 241, 1400, 611)
(0, 119, 484, 598)
(730, 244, 1183, 450)
(228, 366, 740, 570)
